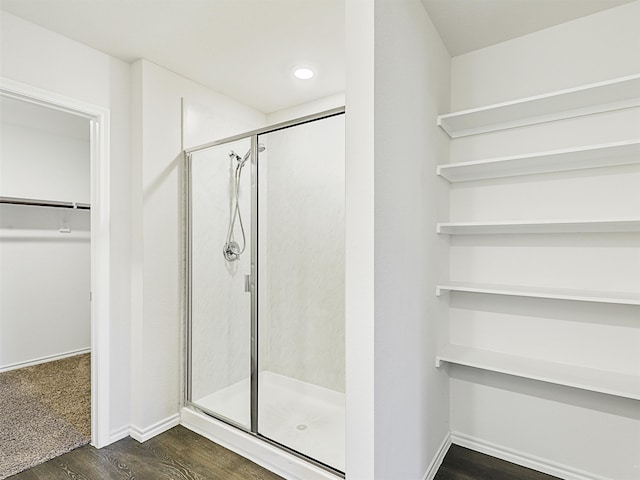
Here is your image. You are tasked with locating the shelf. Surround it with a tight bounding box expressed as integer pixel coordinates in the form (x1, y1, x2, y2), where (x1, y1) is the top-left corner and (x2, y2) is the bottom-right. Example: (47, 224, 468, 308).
(437, 218, 640, 235)
(437, 74, 640, 138)
(435, 345, 640, 401)
(437, 139, 640, 182)
(436, 282, 640, 306)
(0, 229, 90, 239)
(0, 196, 91, 210)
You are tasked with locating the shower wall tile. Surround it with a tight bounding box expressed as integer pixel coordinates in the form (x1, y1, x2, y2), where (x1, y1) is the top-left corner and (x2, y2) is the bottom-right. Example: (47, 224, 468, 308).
(190, 139, 253, 401)
(260, 114, 345, 393)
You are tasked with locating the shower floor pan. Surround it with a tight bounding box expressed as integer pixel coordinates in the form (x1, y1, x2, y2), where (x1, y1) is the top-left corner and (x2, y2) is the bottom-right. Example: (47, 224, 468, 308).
(193, 371, 345, 472)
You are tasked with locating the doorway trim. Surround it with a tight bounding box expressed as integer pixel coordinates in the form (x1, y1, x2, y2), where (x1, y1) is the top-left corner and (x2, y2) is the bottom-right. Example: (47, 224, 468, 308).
(0, 77, 111, 448)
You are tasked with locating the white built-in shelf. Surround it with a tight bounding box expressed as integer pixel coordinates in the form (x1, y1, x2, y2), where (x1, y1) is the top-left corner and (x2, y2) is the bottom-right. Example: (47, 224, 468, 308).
(436, 218, 640, 235)
(436, 344, 640, 401)
(437, 74, 640, 138)
(437, 139, 640, 182)
(436, 282, 640, 306)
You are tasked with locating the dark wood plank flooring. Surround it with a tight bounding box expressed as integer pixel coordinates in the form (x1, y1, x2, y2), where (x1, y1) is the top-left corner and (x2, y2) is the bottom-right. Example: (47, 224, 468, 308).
(11, 425, 560, 480)
(9, 425, 283, 480)
(435, 445, 560, 480)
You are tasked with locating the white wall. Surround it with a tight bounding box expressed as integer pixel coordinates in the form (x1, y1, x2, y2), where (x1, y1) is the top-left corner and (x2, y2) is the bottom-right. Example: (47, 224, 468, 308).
(0, 102, 90, 369)
(0, 101, 90, 202)
(0, 10, 132, 438)
(130, 59, 265, 433)
(344, 0, 375, 475)
(345, 0, 451, 478)
(259, 113, 345, 393)
(446, 2, 640, 478)
(372, 2, 450, 478)
(0, 207, 90, 369)
(449, 1, 640, 112)
(266, 93, 345, 125)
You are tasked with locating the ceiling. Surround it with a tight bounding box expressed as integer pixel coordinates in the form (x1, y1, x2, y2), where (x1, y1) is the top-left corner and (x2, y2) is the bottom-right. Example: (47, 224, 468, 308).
(0, 0, 634, 113)
(0, 0, 346, 114)
(421, 0, 635, 56)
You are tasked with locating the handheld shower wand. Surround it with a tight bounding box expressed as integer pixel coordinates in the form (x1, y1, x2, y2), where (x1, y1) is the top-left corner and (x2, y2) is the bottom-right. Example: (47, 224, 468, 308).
(223, 143, 265, 262)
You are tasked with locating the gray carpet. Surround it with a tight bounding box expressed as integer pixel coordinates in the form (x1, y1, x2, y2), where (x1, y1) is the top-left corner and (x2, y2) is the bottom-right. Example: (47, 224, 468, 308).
(0, 354, 91, 479)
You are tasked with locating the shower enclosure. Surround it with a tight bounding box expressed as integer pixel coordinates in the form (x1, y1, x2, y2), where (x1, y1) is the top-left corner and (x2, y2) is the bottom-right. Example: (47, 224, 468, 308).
(184, 109, 345, 474)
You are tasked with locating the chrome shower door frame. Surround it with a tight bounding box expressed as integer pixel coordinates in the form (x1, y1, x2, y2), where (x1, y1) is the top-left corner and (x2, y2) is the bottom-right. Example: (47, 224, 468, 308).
(183, 106, 346, 474)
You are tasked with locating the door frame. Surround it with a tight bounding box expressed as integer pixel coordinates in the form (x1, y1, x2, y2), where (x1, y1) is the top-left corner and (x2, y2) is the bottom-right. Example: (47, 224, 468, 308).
(0, 77, 111, 448)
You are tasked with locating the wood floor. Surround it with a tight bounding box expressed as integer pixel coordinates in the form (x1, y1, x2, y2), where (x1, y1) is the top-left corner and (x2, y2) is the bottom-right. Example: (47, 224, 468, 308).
(11, 425, 560, 480)
(435, 445, 560, 480)
(10, 425, 283, 480)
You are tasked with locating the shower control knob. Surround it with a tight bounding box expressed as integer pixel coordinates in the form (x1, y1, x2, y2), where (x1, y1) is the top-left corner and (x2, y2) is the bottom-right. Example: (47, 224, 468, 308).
(223, 241, 241, 262)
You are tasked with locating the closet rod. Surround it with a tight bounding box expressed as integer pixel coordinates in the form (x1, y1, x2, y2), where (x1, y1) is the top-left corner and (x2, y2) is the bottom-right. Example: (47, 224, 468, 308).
(0, 196, 91, 210)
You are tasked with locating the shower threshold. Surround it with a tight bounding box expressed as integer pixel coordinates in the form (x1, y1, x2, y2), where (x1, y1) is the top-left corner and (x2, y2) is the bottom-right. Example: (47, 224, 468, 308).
(192, 371, 345, 472)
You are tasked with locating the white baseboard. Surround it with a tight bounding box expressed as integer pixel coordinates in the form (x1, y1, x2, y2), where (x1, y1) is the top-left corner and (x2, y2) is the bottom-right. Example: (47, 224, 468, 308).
(108, 425, 131, 445)
(451, 431, 611, 480)
(130, 413, 180, 443)
(0, 347, 91, 373)
(423, 433, 452, 480)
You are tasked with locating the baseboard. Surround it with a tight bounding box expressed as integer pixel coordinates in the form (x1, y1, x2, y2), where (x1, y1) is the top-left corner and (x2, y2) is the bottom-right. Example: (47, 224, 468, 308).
(130, 413, 180, 443)
(451, 431, 611, 480)
(0, 347, 91, 373)
(108, 425, 131, 444)
(423, 432, 452, 480)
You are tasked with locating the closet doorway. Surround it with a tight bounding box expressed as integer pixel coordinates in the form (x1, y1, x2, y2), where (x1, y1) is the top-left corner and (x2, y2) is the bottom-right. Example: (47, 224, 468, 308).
(0, 94, 92, 477)
(0, 79, 111, 476)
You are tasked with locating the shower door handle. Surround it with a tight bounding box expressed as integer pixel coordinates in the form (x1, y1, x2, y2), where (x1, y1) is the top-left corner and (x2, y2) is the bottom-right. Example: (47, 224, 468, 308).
(244, 275, 252, 293)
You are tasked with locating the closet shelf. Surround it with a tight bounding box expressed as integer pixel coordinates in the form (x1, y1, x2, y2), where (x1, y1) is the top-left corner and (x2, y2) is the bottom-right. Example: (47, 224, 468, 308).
(436, 218, 640, 235)
(436, 282, 640, 306)
(437, 73, 640, 138)
(0, 229, 90, 239)
(435, 345, 640, 401)
(437, 139, 640, 182)
(0, 196, 90, 210)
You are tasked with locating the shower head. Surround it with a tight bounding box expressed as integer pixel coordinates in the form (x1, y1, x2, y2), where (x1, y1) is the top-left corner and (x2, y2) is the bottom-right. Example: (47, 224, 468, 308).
(241, 143, 266, 163)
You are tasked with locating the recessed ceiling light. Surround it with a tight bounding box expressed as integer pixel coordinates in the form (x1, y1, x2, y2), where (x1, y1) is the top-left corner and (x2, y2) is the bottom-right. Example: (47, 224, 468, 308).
(293, 67, 314, 80)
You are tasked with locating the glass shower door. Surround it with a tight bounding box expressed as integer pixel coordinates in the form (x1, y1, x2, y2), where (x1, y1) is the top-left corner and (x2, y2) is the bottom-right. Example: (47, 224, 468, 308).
(257, 113, 346, 471)
(188, 137, 254, 430)
(186, 110, 345, 474)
